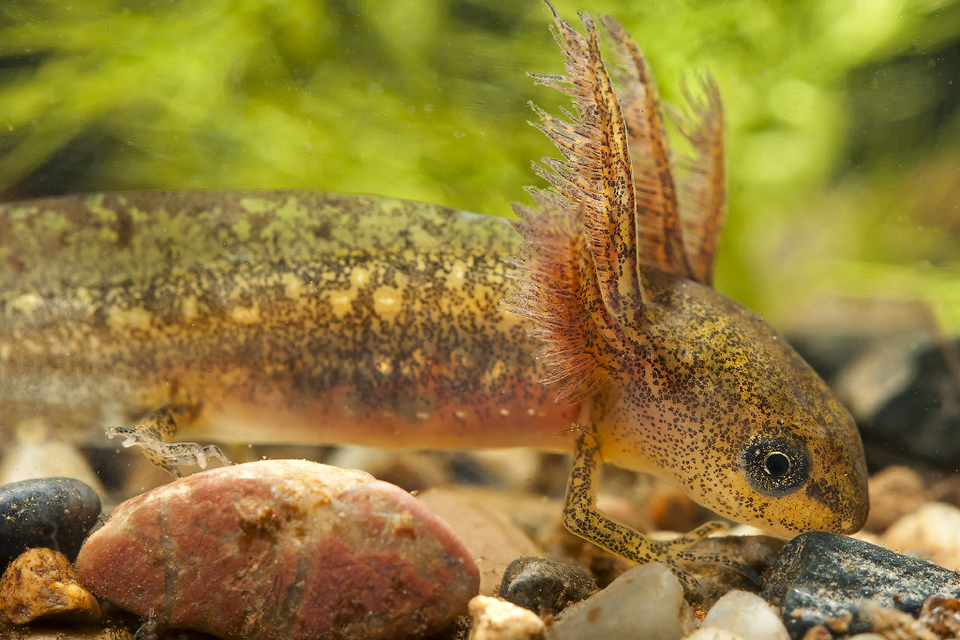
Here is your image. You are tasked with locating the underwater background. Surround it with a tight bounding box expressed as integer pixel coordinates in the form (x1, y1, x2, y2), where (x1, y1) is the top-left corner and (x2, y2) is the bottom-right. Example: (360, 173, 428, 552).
(0, 0, 959, 330)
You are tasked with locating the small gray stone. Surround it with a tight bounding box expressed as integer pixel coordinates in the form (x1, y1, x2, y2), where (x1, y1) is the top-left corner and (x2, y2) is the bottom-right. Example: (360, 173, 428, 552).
(760, 531, 960, 637)
(0, 477, 101, 565)
(499, 557, 598, 616)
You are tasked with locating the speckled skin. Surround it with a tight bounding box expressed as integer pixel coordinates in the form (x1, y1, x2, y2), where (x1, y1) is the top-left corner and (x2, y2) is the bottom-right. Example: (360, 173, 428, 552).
(0, 187, 867, 538)
(0, 191, 575, 451)
(503, 5, 868, 558)
(595, 269, 868, 537)
(0, 6, 869, 575)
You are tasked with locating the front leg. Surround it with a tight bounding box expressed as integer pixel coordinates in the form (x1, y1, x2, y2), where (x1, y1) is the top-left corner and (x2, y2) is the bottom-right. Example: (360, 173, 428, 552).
(106, 402, 230, 478)
(563, 431, 749, 587)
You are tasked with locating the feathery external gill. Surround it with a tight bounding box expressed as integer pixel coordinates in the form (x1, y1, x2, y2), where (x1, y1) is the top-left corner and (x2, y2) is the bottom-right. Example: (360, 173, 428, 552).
(506, 7, 727, 404)
(599, 15, 694, 283)
(670, 78, 726, 287)
(0, 5, 869, 577)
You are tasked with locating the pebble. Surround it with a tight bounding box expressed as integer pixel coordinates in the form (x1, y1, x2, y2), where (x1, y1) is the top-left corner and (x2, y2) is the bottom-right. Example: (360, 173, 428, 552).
(676, 533, 784, 606)
(831, 336, 923, 423)
(498, 557, 597, 616)
(836, 336, 960, 468)
(548, 563, 695, 640)
(76, 459, 479, 640)
(418, 487, 542, 595)
(761, 531, 960, 637)
(0, 547, 101, 624)
(324, 446, 450, 492)
(326, 447, 543, 494)
(458, 488, 560, 545)
(642, 483, 704, 534)
(883, 502, 960, 570)
(457, 449, 544, 490)
(918, 594, 960, 637)
(0, 477, 102, 565)
(857, 601, 938, 640)
(468, 595, 546, 640)
(838, 595, 960, 640)
(700, 590, 789, 640)
(799, 626, 833, 640)
(682, 629, 744, 640)
(0, 421, 106, 498)
(863, 465, 927, 533)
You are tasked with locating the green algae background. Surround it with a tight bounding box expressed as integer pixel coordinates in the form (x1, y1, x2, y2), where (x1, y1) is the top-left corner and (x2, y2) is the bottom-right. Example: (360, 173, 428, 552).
(1, 0, 959, 330)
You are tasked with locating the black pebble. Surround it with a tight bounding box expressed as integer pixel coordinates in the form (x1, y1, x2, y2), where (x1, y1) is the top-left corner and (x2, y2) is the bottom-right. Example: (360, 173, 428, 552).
(863, 340, 960, 468)
(761, 531, 960, 638)
(0, 477, 102, 566)
(499, 557, 598, 616)
(794, 333, 960, 470)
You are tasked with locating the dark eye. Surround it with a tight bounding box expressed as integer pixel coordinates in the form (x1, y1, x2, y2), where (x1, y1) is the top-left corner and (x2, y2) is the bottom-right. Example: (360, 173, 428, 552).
(740, 435, 809, 497)
(764, 451, 791, 477)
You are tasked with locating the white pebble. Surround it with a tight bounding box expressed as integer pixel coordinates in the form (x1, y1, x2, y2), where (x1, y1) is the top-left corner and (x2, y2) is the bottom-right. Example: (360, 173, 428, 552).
(469, 596, 545, 640)
(682, 629, 744, 640)
(549, 563, 695, 640)
(0, 439, 105, 498)
(701, 590, 789, 640)
(883, 502, 960, 571)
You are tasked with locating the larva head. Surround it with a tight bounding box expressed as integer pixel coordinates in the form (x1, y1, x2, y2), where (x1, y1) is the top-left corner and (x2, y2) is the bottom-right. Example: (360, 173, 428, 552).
(509, 5, 867, 536)
(597, 270, 869, 538)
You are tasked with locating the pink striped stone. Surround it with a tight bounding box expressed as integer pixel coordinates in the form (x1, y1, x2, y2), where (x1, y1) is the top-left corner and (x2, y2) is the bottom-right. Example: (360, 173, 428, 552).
(76, 460, 478, 640)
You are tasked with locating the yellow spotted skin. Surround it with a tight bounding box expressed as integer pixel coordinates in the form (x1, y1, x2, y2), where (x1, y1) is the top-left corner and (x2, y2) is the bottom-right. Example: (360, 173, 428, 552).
(0, 6, 870, 581)
(504, 6, 867, 582)
(595, 269, 868, 538)
(0, 191, 577, 452)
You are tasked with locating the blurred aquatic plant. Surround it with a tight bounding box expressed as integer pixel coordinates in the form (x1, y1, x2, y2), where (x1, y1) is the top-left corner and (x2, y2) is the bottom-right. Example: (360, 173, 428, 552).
(1, 0, 959, 329)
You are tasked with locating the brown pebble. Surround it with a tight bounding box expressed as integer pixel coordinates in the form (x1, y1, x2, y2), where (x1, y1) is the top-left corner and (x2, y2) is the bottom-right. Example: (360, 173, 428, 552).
(799, 625, 833, 640)
(683, 629, 743, 640)
(859, 601, 938, 640)
(919, 594, 960, 637)
(929, 474, 960, 508)
(76, 460, 478, 640)
(863, 466, 927, 533)
(644, 483, 703, 534)
(419, 488, 541, 596)
(0, 547, 102, 625)
(325, 447, 449, 493)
